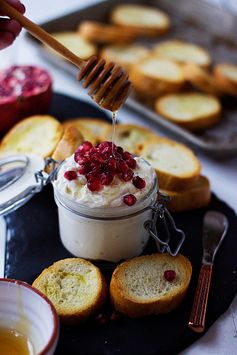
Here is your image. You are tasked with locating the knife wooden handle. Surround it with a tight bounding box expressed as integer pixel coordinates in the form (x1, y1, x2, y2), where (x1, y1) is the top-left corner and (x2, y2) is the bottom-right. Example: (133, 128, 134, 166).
(188, 264, 213, 333)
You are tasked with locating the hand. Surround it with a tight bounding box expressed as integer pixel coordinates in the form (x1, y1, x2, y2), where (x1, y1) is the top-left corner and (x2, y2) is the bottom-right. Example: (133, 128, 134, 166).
(0, 0, 25, 50)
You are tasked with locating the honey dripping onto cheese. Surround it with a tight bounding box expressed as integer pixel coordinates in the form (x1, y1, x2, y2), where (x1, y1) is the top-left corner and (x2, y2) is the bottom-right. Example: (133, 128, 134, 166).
(0, 327, 34, 355)
(111, 111, 117, 153)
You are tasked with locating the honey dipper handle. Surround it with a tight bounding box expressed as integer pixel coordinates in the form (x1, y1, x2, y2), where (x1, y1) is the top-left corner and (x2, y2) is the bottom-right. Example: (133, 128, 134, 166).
(0, 0, 84, 68)
(188, 264, 213, 333)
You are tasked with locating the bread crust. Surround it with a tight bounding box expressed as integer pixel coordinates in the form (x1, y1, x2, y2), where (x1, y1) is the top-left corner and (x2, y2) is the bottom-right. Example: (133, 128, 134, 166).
(130, 57, 184, 99)
(111, 5, 170, 37)
(214, 63, 237, 97)
(160, 175, 211, 212)
(110, 253, 192, 318)
(155, 92, 221, 131)
(51, 125, 84, 161)
(0, 115, 63, 157)
(67, 118, 111, 143)
(32, 258, 107, 324)
(78, 21, 136, 44)
(101, 123, 159, 154)
(100, 45, 150, 73)
(183, 63, 222, 96)
(140, 137, 201, 191)
(48, 32, 97, 60)
(63, 119, 97, 145)
(153, 40, 211, 67)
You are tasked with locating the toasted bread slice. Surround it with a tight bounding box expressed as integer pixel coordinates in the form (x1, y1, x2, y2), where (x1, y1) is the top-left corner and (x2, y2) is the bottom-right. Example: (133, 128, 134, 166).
(155, 92, 221, 131)
(153, 40, 211, 67)
(111, 4, 170, 37)
(78, 21, 135, 44)
(66, 118, 111, 144)
(110, 253, 192, 318)
(130, 57, 184, 99)
(140, 137, 201, 191)
(63, 119, 97, 145)
(160, 175, 211, 212)
(0, 115, 63, 157)
(51, 125, 84, 161)
(48, 32, 97, 59)
(101, 124, 159, 154)
(32, 258, 107, 324)
(183, 63, 222, 96)
(100, 45, 150, 72)
(214, 63, 237, 96)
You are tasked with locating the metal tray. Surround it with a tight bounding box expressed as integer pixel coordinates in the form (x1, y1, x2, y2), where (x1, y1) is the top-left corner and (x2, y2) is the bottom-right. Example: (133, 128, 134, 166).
(27, 0, 237, 156)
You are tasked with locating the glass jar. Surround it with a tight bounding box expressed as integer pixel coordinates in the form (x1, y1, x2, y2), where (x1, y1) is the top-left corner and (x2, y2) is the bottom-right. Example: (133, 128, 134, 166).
(53, 170, 158, 263)
(0, 154, 185, 262)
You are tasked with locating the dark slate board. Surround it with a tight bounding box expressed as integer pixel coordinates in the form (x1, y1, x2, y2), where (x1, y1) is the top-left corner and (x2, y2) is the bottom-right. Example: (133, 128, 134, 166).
(4, 93, 237, 355)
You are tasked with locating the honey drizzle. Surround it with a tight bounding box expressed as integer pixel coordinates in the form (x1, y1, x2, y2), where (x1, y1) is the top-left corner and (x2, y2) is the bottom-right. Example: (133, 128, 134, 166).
(111, 111, 117, 154)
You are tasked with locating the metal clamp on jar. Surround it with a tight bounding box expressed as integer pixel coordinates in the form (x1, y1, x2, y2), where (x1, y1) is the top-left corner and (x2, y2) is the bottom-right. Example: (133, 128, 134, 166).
(0, 154, 185, 262)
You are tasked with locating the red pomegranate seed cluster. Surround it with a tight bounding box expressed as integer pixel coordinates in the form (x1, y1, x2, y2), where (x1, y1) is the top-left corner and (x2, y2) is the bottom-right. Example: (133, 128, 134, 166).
(164, 270, 176, 282)
(63, 141, 147, 206)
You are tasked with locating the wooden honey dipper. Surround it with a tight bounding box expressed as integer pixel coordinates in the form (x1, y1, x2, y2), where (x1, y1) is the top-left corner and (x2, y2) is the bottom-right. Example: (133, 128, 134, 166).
(0, 0, 131, 111)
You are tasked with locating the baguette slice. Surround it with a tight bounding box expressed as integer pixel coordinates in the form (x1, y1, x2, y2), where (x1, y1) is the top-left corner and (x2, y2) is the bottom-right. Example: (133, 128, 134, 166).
(155, 92, 221, 131)
(110, 253, 192, 318)
(130, 57, 184, 99)
(214, 63, 237, 97)
(101, 124, 159, 154)
(78, 21, 135, 44)
(160, 175, 211, 212)
(111, 4, 170, 37)
(48, 32, 97, 59)
(51, 125, 84, 161)
(63, 119, 98, 145)
(183, 63, 222, 96)
(65, 118, 111, 144)
(0, 115, 63, 157)
(100, 45, 150, 72)
(140, 137, 201, 191)
(32, 258, 107, 324)
(153, 40, 211, 67)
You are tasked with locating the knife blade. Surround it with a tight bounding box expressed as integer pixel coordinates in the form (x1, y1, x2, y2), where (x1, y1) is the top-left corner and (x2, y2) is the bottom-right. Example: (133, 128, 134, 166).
(189, 210, 229, 333)
(202, 211, 229, 265)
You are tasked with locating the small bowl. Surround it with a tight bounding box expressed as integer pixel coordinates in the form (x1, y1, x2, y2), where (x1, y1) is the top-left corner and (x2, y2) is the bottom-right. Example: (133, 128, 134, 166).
(0, 278, 59, 355)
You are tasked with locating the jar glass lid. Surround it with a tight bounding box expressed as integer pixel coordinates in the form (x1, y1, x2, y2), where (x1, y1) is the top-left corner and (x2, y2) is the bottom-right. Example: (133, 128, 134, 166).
(0, 154, 46, 216)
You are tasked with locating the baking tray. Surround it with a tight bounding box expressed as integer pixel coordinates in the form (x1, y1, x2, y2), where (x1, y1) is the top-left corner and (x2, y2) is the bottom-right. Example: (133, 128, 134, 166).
(26, 0, 237, 156)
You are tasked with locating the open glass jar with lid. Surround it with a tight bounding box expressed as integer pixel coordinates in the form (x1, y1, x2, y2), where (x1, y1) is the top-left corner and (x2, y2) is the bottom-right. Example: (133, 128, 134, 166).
(0, 153, 185, 263)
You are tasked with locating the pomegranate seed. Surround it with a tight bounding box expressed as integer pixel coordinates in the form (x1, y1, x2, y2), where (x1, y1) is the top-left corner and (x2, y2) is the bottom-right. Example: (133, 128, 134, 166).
(164, 270, 176, 282)
(123, 194, 137, 206)
(74, 152, 89, 164)
(87, 178, 102, 192)
(119, 168, 134, 182)
(107, 158, 117, 173)
(78, 163, 91, 175)
(76, 141, 93, 153)
(116, 146, 124, 154)
(127, 158, 137, 169)
(122, 151, 132, 161)
(132, 176, 146, 189)
(64, 170, 77, 181)
(98, 141, 114, 154)
(90, 151, 106, 163)
(100, 173, 114, 185)
(117, 160, 129, 173)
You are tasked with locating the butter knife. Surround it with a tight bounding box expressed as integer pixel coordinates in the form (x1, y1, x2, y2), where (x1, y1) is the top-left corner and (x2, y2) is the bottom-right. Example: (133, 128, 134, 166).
(188, 210, 228, 333)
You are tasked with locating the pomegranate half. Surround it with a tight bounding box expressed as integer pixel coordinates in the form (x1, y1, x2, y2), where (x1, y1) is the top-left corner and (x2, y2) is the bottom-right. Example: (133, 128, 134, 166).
(0, 65, 52, 133)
